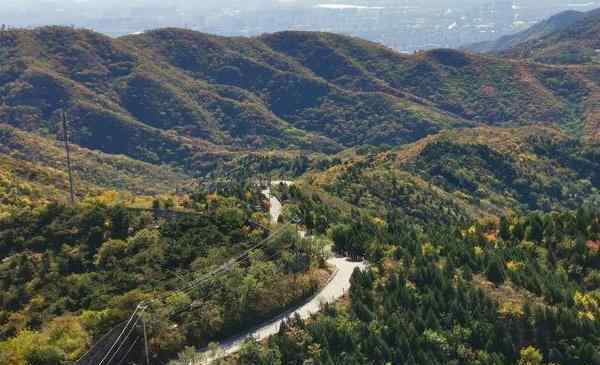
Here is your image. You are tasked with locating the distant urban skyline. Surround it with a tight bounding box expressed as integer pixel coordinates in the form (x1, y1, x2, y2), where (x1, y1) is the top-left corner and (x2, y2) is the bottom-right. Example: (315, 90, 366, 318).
(1, 0, 598, 51)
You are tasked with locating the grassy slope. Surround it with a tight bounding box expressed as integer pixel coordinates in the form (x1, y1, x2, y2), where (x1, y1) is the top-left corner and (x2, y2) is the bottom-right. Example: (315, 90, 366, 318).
(0, 154, 67, 212)
(0, 123, 194, 199)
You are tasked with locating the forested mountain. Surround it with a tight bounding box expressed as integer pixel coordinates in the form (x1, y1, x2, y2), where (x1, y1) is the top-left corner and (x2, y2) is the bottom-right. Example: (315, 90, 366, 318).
(0, 26, 598, 177)
(468, 8, 600, 66)
(465, 8, 600, 140)
(241, 206, 600, 365)
(499, 8, 600, 65)
(303, 126, 600, 225)
(466, 10, 589, 53)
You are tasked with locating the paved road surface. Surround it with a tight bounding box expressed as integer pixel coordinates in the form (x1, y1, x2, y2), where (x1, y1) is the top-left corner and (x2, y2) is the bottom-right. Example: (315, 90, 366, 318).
(261, 180, 293, 225)
(196, 181, 365, 363)
(261, 188, 282, 225)
(199, 257, 365, 363)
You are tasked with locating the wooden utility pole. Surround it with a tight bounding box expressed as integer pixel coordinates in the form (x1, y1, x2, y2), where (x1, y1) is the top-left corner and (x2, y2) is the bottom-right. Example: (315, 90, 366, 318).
(142, 317, 150, 365)
(61, 110, 75, 205)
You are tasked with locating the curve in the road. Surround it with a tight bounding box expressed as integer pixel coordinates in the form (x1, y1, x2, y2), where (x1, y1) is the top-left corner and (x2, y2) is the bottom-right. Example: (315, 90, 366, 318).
(197, 182, 365, 363)
(201, 257, 364, 363)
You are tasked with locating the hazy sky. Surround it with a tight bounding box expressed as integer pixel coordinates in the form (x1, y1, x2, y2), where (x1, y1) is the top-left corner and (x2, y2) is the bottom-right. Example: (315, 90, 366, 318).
(1, 0, 497, 17)
(7, 0, 493, 8)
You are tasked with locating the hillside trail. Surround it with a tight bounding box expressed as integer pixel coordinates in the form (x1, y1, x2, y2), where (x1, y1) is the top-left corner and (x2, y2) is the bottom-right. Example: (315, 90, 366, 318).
(197, 181, 365, 364)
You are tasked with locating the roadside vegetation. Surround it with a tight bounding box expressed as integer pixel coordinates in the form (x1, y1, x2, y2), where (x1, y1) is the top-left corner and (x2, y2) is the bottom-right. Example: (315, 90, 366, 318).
(0, 182, 330, 364)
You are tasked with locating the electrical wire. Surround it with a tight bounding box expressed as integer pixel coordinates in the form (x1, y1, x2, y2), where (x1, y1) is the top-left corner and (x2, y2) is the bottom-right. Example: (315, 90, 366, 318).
(97, 305, 143, 365)
(75, 320, 129, 364)
(153, 225, 289, 305)
(78, 225, 283, 365)
(103, 313, 144, 365)
(165, 237, 301, 319)
(115, 336, 141, 365)
(83, 185, 294, 365)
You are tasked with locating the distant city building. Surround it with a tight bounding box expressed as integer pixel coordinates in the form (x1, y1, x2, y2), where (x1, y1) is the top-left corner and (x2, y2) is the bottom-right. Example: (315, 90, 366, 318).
(0, 0, 597, 51)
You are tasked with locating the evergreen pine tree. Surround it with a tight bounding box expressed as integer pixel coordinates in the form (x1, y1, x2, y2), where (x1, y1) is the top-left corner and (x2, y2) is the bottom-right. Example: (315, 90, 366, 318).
(485, 256, 506, 285)
(499, 216, 511, 241)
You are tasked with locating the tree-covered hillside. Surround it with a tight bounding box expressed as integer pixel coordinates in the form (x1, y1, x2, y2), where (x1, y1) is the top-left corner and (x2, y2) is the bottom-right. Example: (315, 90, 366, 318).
(0, 123, 193, 198)
(0, 26, 598, 177)
(238, 207, 600, 365)
(304, 127, 600, 224)
(0, 184, 330, 364)
(500, 8, 600, 65)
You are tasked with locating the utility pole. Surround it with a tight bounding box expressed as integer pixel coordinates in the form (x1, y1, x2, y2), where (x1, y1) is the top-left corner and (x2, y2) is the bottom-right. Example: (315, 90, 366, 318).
(61, 110, 75, 205)
(142, 317, 150, 365)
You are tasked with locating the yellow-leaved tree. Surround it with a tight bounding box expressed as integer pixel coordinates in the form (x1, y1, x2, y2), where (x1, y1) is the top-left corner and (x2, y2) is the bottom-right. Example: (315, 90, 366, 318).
(518, 346, 543, 365)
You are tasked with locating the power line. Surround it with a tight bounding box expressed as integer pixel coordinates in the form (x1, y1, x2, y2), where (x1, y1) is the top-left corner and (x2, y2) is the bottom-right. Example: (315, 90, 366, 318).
(115, 337, 141, 365)
(103, 314, 144, 365)
(165, 238, 298, 319)
(121, 235, 306, 365)
(149, 225, 288, 306)
(75, 320, 130, 364)
(97, 305, 144, 365)
(75, 320, 127, 364)
(81, 227, 288, 364)
(82, 231, 298, 365)
(143, 224, 299, 323)
(77, 228, 278, 365)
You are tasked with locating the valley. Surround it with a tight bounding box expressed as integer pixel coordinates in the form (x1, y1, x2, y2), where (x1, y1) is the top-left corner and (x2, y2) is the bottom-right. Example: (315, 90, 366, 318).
(0, 6, 599, 365)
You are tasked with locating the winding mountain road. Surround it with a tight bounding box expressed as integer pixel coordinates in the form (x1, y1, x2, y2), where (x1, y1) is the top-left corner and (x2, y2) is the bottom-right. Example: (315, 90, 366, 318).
(261, 180, 294, 225)
(198, 182, 365, 363)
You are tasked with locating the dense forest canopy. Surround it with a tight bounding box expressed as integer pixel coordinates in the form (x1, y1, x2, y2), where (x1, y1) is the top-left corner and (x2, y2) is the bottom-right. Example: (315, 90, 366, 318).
(236, 205, 600, 365)
(308, 127, 600, 224)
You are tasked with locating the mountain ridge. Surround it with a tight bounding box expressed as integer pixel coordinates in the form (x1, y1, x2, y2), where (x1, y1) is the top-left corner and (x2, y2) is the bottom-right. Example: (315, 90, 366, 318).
(501, 8, 600, 65)
(1, 26, 599, 175)
(466, 7, 600, 66)
(0, 24, 597, 216)
(465, 10, 589, 53)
